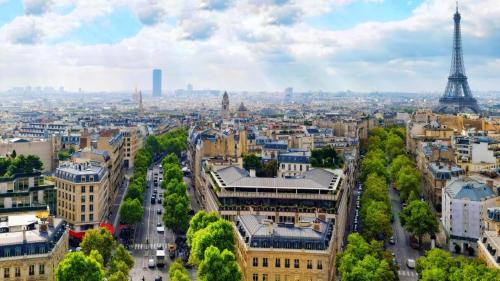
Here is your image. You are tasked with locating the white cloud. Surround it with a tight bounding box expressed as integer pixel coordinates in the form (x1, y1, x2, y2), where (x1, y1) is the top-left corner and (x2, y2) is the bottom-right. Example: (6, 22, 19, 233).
(0, 0, 499, 93)
(23, 0, 53, 15)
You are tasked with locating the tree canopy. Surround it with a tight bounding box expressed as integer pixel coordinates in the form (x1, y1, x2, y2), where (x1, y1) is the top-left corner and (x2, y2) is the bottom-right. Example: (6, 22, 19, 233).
(80, 228, 116, 265)
(55, 251, 105, 281)
(310, 146, 344, 168)
(198, 246, 242, 281)
(119, 198, 144, 225)
(416, 249, 500, 281)
(400, 200, 439, 247)
(0, 154, 43, 177)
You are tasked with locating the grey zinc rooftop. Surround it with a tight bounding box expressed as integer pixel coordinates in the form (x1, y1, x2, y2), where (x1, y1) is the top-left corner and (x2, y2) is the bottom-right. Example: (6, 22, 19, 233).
(214, 166, 341, 190)
(444, 178, 496, 201)
(239, 215, 326, 239)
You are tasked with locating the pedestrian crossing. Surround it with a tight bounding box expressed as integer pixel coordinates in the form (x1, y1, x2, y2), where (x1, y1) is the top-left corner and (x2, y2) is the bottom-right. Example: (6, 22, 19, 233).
(398, 270, 418, 278)
(131, 243, 168, 250)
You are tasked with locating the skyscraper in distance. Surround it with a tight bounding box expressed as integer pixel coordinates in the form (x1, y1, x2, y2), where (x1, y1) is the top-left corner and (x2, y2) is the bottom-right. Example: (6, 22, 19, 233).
(152, 69, 162, 97)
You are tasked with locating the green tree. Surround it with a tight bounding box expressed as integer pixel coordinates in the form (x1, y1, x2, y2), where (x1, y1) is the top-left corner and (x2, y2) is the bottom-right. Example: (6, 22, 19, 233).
(163, 193, 190, 234)
(389, 154, 413, 182)
(119, 198, 144, 225)
(80, 228, 116, 265)
(337, 234, 396, 281)
(260, 159, 278, 177)
(163, 153, 180, 166)
(58, 150, 71, 161)
(400, 200, 438, 248)
(125, 184, 144, 202)
(408, 190, 419, 203)
(189, 219, 235, 265)
(362, 201, 392, 241)
(385, 134, 405, 161)
(198, 246, 242, 281)
(242, 153, 262, 171)
(187, 211, 221, 246)
(55, 252, 105, 281)
(169, 259, 191, 281)
(164, 164, 184, 183)
(396, 166, 420, 201)
(107, 271, 128, 281)
(112, 244, 134, 269)
(310, 146, 344, 168)
(361, 173, 390, 208)
(145, 135, 161, 155)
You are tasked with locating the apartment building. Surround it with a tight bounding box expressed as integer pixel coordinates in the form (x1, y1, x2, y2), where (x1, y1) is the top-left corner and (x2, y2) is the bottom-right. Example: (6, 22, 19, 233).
(277, 151, 311, 177)
(0, 172, 56, 215)
(452, 136, 498, 172)
(122, 126, 146, 169)
(0, 138, 55, 172)
(442, 178, 498, 255)
(54, 162, 110, 232)
(423, 162, 464, 212)
(478, 207, 500, 269)
(0, 214, 68, 281)
(96, 129, 125, 204)
(234, 215, 335, 281)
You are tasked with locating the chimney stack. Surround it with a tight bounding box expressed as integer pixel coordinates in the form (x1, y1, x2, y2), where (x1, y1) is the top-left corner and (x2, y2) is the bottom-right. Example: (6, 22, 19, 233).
(249, 169, 256, 178)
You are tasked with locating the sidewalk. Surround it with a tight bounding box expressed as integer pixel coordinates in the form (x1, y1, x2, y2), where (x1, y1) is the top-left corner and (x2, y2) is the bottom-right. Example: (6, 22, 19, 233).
(108, 168, 133, 237)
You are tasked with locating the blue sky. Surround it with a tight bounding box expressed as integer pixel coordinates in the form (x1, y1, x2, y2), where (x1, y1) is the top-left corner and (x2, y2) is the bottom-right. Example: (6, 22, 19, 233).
(0, 0, 499, 93)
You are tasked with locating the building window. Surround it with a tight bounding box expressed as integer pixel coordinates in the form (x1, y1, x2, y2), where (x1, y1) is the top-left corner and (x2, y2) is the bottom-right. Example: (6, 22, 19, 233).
(317, 260, 323, 270)
(81, 195, 85, 203)
(285, 259, 290, 268)
(89, 186, 94, 193)
(39, 264, 45, 275)
(89, 204, 94, 211)
(307, 260, 313, 269)
(294, 259, 299, 268)
(15, 267, 20, 277)
(275, 258, 281, 268)
(81, 205, 85, 212)
(81, 214, 85, 222)
(29, 265, 35, 276)
(82, 186, 86, 193)
(263, 274, 268, 281)
(253, 273, 258, 281)
(263, 258, 268, 267)
(89, 195, 94, 202)
(89, 214, 94, 221)
(4, 268, 9, 278)
(253, 257, 258, 267)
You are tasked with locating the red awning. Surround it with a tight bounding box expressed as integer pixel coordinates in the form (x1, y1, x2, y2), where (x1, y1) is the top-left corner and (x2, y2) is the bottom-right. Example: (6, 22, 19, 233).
(69, 230, 85, 239)
(68, 223, 115, 240)
(99, 223, 115, 235)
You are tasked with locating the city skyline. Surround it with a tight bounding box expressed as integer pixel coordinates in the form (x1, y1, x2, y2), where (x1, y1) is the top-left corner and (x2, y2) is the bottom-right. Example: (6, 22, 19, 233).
(0, 0, 499, 93)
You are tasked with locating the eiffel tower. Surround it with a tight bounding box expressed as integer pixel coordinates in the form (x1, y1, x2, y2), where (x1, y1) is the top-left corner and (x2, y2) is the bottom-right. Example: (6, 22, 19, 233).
(436, 3, 480, 114)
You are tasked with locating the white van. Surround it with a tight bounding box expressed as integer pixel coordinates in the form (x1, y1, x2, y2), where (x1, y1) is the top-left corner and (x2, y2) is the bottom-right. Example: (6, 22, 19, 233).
(406, 259, 416, 269)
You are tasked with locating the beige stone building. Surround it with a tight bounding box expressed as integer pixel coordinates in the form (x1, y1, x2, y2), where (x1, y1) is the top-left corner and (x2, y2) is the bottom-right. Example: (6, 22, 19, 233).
(0, 138, 55, 172)
(122, 126, 146, 169)
(96, 129, 125, 205)
(234, 215, 336, 281)
(0, 214, 68, 281)
(54, 162, 110, 232)
(478, 207, 500, 269)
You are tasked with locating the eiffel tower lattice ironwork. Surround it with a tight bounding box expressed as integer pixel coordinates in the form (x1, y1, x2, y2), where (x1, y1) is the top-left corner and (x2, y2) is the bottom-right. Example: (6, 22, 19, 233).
(436, 3, 480, 114)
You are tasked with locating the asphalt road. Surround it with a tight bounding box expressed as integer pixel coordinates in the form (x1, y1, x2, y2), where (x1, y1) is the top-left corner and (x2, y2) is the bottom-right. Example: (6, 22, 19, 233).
(387, 186, 421, 281)
(128, 163, 198, 281)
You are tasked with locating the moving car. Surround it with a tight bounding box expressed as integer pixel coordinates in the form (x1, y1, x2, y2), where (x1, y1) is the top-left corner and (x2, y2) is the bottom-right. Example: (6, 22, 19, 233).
(148, 258, 155, 268)
(157, 208, 162, 214)
(406, 259, 416, 269)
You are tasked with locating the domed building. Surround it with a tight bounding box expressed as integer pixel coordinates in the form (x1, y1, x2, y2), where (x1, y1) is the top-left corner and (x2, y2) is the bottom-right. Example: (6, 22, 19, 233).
(237, 102, 249, 118)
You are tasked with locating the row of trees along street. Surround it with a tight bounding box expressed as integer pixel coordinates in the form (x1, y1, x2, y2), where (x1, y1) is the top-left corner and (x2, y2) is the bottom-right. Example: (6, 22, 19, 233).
(119, 129, 187, 227)
(56, 228, 134, 281)
(338, 127, 499, 280)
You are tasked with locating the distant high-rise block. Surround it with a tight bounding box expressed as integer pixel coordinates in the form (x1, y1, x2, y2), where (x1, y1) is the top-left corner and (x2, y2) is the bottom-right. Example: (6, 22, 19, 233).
(153, 69, 162, 97)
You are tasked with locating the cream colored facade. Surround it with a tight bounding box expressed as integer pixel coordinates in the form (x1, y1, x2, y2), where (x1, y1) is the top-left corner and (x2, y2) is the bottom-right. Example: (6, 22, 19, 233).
(0, 217, 68, 281)
(122, 127, 145, 169)
(54, 163, 110, 232)
(234, 216, 336, 281)
(96, 129, 125, 204)
(0, 138, 55, 172)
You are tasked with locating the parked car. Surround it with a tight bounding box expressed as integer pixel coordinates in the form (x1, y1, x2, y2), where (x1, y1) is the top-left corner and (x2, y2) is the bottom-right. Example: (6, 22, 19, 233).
(389, 236, 395, 245)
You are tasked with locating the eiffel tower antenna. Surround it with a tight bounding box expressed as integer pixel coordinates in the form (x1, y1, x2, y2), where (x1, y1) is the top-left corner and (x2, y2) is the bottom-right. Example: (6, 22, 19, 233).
(436, 2, 480, 114)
